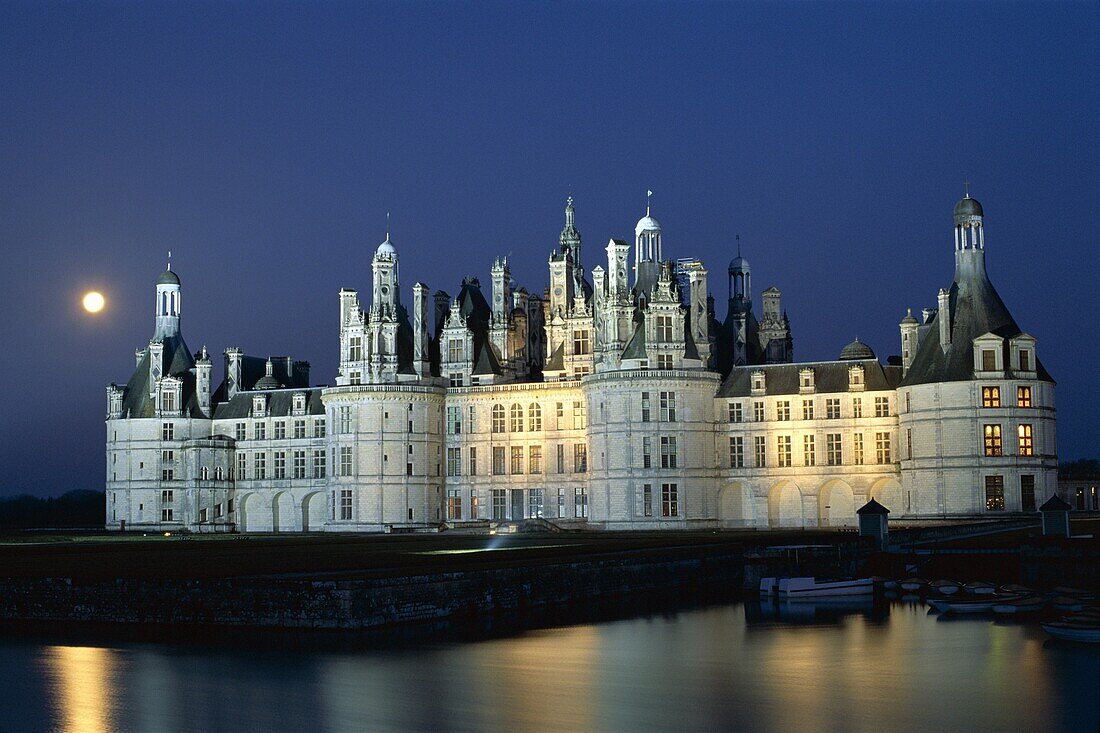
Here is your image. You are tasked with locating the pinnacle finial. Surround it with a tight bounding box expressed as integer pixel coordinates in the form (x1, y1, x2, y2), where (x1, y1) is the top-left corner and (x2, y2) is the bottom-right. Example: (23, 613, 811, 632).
(963, 180, 971, 198)
(736, 234, 741, 257)
(167, 250, 172, 271)
(646, 189, 653, 216)
(386, 211, 391, 240)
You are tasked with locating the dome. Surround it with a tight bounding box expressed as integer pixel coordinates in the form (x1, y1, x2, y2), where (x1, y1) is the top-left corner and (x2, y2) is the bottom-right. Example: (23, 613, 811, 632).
(375, 236, 396, 258)
(900, 308, 918, 326)
(839, 338, 876, 361)
(953, 196, 983, 219)
(157, 269, 180, 286)
(729, 254, 750, 272)
(635, 215, 661, 234)
(254, 375, 280, 390)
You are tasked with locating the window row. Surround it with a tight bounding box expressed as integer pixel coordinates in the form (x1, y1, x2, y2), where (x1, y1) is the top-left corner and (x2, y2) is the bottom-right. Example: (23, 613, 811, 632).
(445, 443, 588, 476)
(234, 450, 328, 480)
(728, 432, 892, 468)
(443, 487, 590, 521)
(980, 385, 1034, 408)
(231, 418, 326, 441)
(727, 396, 889, 423)
(982, 424, 1037, 457)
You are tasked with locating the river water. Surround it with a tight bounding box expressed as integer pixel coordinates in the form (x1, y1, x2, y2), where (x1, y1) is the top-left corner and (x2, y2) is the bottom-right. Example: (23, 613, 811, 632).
(0, 598, 1097, 732)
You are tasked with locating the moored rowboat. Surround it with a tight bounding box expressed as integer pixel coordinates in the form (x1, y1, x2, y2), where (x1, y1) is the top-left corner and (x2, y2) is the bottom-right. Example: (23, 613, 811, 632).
(992, 596, 1046, 614)
(1041, 622, 1100, 643)
(930, 580, 961, 596)
(964, 581, 996, 595)
(929, 594, 1021, 614)
(778, 577, 875, 597)
(900, 577, 926, 592)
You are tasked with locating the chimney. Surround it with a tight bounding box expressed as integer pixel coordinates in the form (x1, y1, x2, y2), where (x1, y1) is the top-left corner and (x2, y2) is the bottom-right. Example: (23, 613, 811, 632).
(937, 289, 951, 352)
(195, 346, 212, 416)
(224, 347, 243, 399)
(413, 282, 431, 379)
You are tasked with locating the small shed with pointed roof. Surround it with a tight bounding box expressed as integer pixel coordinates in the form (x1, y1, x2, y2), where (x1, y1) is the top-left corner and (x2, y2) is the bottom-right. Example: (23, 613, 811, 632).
(1039, 494, 1072, 538)
(857, 498, 890, 547)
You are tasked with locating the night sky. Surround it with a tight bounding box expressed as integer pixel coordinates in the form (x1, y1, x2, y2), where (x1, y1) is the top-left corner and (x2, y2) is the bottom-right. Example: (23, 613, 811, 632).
(1, 2, 1096, 497)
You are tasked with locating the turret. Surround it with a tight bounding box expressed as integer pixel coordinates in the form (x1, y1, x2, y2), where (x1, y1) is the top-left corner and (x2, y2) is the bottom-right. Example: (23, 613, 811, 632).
(154, 259, 181, 339)
(634, 193, 662, 294)
(899, 308, 919, 374)
(371, 233, 399, 314)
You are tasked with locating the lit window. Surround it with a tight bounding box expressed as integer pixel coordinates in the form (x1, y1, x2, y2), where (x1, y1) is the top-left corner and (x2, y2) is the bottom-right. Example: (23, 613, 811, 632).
(1017, 386, 1032, 408)
(983, 424, 1003, 457)
(875, 432, 892, 464)
(528, 403, 542, 431)
(492, 404, 505, 433)
(510, 403, 524, 433)
(985, 476, 1005, 511)
(803, 435, 815, 466)
(777, 436, 792, 467)
(826, 433, 842, 466)
(776, 401, 791, 421)
(982, 386, 1001, 408)
(1017, 424, 1034, 456)
(826, 399, 840, 420)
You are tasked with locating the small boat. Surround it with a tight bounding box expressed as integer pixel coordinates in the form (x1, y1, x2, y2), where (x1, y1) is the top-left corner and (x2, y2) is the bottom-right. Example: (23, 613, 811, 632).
(929, 594, 1020, 614)
(1053, 586, 1096, 599)
(759, 577, 778, 596)
(930, 580, 961, 596)
(900, 577, 926, 592)
(999, 584, 1034, 595)
(882, 579, 899, 591)
(1041, 621, 1100, 643)
(778, 577, 874, 598)
(992, 596, 1046, 615)
(964, 581, 997, 595)
(1050, 595, 1087, 612)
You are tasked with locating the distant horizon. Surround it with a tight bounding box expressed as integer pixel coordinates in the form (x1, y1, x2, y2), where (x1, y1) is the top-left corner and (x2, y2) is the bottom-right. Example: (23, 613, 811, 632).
(2, 1, 1096, 496)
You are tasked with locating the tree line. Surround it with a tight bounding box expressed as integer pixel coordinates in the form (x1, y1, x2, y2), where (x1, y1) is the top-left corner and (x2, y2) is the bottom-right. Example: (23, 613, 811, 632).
(0, 490, 104, 529)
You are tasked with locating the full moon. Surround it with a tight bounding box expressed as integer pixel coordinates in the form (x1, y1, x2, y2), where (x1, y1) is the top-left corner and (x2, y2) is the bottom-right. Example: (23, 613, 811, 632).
(83, 291, 106, 313)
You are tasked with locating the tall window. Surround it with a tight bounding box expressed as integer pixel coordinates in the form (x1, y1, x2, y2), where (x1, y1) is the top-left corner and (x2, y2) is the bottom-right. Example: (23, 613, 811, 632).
(573, 329, 590, 355)
(528, 403, 542, 431)
(985, 475, 1005, 511)
(753, 401, 765, 422)
(468, 405, 478, 433)
(163, 422, 176, 441)
(557, 488, 567, 518)
(641, 392, 651, 422)
(1020, 475, 1036, 512)
(906, 429, 913, 460)
(292, 450, 306, 479)
(529, 445, 542, 474)
(1018, 350, 1031, 372)
(826, 398, 840, 420)
(776, 401, 791, 421)
(492, 490, 506, 520)
(875, 432, 892, 464)
(983, 424, 1003, 457)
(659, 392, 677, 422)
(661, 483, 678, 517)
(982, 349, 997, 371)
(575, 487, 589, 518)
(777, 436, 792, 467)
(555, 402, 565, 430)
(642, 437, 653, 468)
(826, 433, 842, 466)
(1017, 424, 1034, 456)
(447, 490, 462, 520)
(471, 491, 480, 519)
(447, 447, 461, 477)
(273, 451, 286, 479)
(510, 403, 524, 432)
(313, 450, 326, 479)
(853, 433, 865, 465)
(275, 420, 287, 440)
(468, 447, 477, 476)
(528, 489, 545, 519)
(492, 446, 505, 475)
(255, 452, 267, 479)
(656, 315, 673, 342)
(641, 484, 653, 517)
(340, 489, 353, 520)
(491, 404, 506, 433)
(660, 436, 678, 468)
(852, 398, 863, 419)
(803, 435, 815, 466)
(729, 437, 744, 468)
(237, 453, 247, 480)
(447, 406, 462, 434)
(754, 436, 766, 467)
(447, 339, 464, 363)
(982, 386, 1001, 408)
(293, 420, 306, 439)
(254, 422, 266, 440)
(339, 446, 352, 476)
(556, 444, 565, 473)
(338, 406, 352, 434)
(728, 402, 743, 423)
(574, 444, 588, 473)
(874, 397, 890, 417)
(802, 400, 814, 420)
(573, 401, 587, 429)
(510, 446, 524, 474)
(349, 336, 362, 361)
(1017, 386, 1032, 408)
(314, 418, 326, 438)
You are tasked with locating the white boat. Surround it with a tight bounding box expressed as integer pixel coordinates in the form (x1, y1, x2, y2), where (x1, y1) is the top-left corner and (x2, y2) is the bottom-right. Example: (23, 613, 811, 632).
(992, 596, 1046, 614)
(930, 580, 961, 596)
(778, 577, 874, 598)
(928, 595, 1020, 614)
(900, 577, 926, 592)
(1042, 622, 1100, 643)
(759, 577, 778, 595)
(964, 581, 996, 595)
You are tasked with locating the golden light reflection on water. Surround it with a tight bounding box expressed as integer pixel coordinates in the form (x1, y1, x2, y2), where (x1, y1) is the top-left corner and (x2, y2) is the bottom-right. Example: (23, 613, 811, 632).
(41, 646, 120, 733)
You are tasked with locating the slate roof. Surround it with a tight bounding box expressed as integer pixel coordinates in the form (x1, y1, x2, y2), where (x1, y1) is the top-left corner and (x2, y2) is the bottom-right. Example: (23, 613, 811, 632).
(212, 387, 326, 420)
(120, 335, 203, 418)
(718, 359, 902, 397)
(622, 312, 647, 360)
(544, 342, 565, 372)
(901, 257, 1053, 386)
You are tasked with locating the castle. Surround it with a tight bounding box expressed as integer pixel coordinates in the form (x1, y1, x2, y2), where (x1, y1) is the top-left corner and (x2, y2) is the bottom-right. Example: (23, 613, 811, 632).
(105, 192, 1058, 532)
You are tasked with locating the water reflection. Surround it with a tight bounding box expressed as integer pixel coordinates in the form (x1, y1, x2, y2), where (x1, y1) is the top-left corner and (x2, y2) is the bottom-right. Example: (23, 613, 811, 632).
(3, 600, 1100, 732)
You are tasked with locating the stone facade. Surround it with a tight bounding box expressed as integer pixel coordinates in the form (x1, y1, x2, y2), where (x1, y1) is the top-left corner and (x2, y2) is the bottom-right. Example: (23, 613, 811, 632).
(105, 193, 1058, 532)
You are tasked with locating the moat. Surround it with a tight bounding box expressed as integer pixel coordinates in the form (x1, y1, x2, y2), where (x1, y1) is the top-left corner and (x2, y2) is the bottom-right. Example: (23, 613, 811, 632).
(2, 598, 1097, 733)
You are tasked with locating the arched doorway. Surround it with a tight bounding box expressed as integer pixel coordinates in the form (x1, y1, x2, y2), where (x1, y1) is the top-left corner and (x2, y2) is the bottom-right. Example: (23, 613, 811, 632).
(237, 492, 255, 532)
(870, 478, 904, 517)
(768, 482, 803, 528)
(302, 492, 327, 532)
(272, 492, 296, 532)
(719, 481, 752, 526)
(819, 480, 856, 527)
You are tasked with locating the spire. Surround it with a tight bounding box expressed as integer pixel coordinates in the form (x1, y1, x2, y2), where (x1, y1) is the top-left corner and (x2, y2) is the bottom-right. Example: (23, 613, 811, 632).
(646, 189, 653, 216)
(167, 250, 172, 271)
(386, 211, 391, 241)
(736, 234, 741, 258)
(963, 180, 970, 198)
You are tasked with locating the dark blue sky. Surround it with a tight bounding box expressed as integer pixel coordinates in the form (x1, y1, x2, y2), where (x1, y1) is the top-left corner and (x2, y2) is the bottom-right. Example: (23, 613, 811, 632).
(1, 1, 1096, 497)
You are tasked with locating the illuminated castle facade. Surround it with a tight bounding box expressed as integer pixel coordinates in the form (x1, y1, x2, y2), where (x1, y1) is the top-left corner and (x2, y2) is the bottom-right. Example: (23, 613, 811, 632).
(105, 193, 1058, 532)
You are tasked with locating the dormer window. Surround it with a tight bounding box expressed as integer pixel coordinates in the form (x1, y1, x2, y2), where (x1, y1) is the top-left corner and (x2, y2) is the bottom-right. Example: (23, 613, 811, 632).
(348, 336, 363, 362)
(292, 393, 306, 415)
(848, 365, 865, 391)
(751, 371, 766, 395)
(799, 368, 815, 394)
(982, 349, 996, 371)
(252, 395, 267, 417)
(1018, 350, 1031, 372)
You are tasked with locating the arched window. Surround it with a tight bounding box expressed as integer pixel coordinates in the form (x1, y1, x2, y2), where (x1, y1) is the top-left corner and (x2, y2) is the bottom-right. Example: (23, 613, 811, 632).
(510, 404, 524, 433)
(215, 466, 223, 481)
(201, 466, 209, 481)
(528, 403, 542, 432)
(491, 404, 505, 433)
